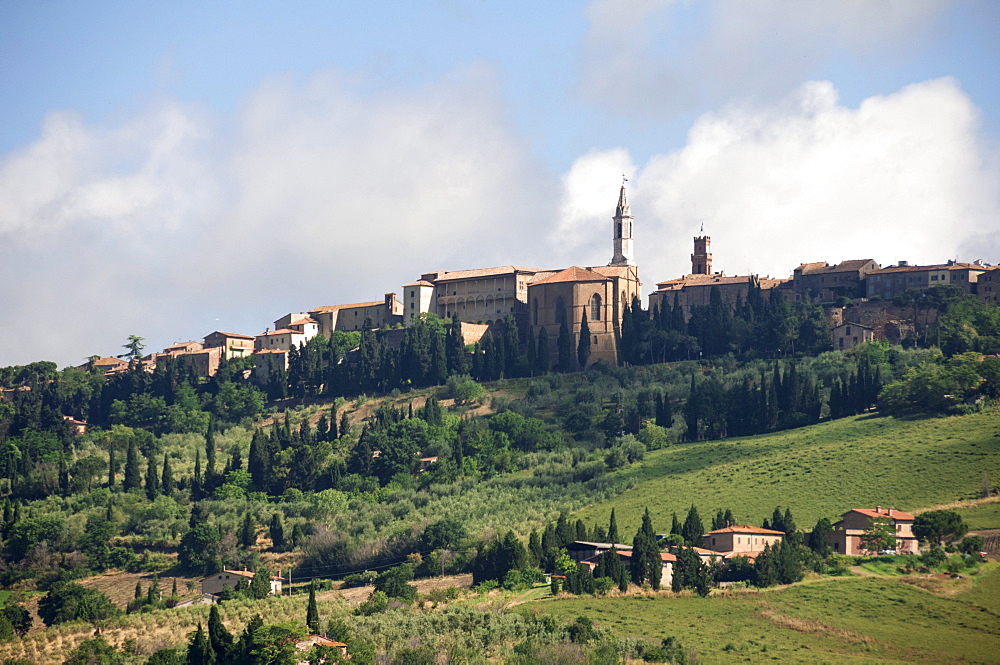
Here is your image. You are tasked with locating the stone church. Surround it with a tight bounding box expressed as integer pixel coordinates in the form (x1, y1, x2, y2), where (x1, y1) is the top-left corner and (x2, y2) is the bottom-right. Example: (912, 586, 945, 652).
(526, 184, 641, 369)
(401, 183, 642, 368)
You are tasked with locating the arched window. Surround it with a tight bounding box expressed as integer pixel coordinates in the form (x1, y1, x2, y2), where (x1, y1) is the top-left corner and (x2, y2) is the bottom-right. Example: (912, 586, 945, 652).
(590, 293, 602, 321)
(555, 297, 566, 324)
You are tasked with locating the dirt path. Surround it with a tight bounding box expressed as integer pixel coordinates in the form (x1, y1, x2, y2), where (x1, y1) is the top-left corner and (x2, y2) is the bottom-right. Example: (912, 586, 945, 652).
(913, 494, 1000, 515)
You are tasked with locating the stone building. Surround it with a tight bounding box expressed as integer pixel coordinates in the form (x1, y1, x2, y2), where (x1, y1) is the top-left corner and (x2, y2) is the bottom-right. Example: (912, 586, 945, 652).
(649, 236, 785, 318)
(789, 259, 879, 303)
(865, 261, 986, 300)
(308, 294, 402, 336)
(523, 184, 643, 369)
(977, 266, 1000, 305)
(203, 331, 255, 360)
(273, 313, 320, 340)
(831, 321, 875, 350)
(255, 328, 308, 352)
(702, 525, 784, 555)
(201, 569, 283, 597)
(827, 506, 919, 556)
(402, 266, 542, 326)
(252, 348, 289, 385)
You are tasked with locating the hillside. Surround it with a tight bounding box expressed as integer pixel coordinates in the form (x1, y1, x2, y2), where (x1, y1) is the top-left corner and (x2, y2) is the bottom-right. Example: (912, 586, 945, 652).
(572, 409, 1000, 535)
(519, 565, 1000, 664)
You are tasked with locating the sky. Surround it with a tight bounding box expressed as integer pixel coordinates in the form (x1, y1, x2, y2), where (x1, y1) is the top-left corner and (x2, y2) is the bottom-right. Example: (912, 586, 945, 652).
(1, 0, 999, 367)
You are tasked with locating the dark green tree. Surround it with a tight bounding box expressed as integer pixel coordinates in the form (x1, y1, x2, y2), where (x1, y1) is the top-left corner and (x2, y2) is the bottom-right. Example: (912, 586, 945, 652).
(306, 580, 320, 632)
(607, 508, 619, 545)
(240, 512, 256, 549)
(145, 454, 160, 500)
(270, 513, 286, 550)
(207, 604, 233, 663)
(187, 622, 215, 665)
(681, 504, 704, 546)
(577, 310, 591, 369)
(161, 453, 175, 494)
(123, 441, 141, 491)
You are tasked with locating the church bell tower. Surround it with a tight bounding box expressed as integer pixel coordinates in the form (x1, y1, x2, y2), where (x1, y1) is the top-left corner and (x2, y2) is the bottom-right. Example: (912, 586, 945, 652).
(610, 181, 636, 266)
(691, 234, 712, 275)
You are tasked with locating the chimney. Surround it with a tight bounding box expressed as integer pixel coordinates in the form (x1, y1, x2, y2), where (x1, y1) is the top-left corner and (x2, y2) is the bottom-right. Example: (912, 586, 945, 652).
(897, 261, 908, 267)
(875, 505, 882, 514)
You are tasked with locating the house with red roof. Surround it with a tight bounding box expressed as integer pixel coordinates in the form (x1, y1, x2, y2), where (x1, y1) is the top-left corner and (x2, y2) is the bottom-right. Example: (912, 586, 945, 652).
(827, 506, 919, 556)
(702, 524, 785, 558)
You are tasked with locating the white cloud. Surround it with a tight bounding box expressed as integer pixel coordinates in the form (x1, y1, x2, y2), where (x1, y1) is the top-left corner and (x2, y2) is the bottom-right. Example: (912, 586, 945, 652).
(0, 65, 556, 367)
(564, 77, 999, 285)
(579, 0, 950, 116)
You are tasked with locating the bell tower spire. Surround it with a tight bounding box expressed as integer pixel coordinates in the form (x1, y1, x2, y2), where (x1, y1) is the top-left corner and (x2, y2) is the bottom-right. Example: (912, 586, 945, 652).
(610, 176, 636, 266)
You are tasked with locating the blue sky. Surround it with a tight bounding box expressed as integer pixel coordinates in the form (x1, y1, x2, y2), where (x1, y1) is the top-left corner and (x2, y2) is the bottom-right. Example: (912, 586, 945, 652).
(1, 1, 999, 366)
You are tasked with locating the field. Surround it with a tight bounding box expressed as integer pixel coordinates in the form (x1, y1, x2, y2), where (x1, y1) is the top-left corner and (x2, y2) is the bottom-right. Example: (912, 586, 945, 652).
(573, 410, 1000, 535)
(519, 565, 1000, 664)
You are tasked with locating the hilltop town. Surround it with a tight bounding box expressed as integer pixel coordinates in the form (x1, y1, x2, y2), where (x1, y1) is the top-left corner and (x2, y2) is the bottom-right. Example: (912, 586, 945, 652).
(81, 184, 998, 384)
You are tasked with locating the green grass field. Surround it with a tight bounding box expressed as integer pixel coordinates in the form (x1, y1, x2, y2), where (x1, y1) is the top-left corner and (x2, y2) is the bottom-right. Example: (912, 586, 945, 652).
(519, 566, 1000, 664)
(573, 410, 1000, 536)
(959, 500, 1000, 531)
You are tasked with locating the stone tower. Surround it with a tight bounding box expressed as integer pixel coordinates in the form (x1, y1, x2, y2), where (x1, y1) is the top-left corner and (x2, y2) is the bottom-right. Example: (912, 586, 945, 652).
(610, 183, 636, 266)
(692, 235, 712, 275)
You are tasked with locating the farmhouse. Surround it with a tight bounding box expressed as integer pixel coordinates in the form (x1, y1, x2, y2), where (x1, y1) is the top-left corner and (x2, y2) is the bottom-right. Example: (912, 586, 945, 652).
(201, 569, 283, 597)
(702, 524, 784, 556)
(826, 506, 919, 556)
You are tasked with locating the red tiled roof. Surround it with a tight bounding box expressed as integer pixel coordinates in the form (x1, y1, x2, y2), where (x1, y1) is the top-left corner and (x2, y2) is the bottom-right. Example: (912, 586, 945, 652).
(870, 263, 983, 275)
(847, 508, 915, 521)
(402, 280, 436, 287)
(615, 549, 677, 563)
(206, 331, 255, 340)
(310, 301, 384, 313)
(433, 265, 540, 282)
(702, 524, 785, 536)
(795, 259, 876, 275)
(529, 266, 611, 286)
(257, 329, 305, 337)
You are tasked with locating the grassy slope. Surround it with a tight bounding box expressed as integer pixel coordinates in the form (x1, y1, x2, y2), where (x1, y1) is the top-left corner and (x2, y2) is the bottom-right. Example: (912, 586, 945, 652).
(519, 566, 1000, 664)
(573, 410, 1000, 535)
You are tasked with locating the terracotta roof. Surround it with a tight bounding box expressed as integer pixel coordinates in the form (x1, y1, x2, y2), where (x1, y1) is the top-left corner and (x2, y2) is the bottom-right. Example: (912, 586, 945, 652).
(870, 263, 983, 275)
(615, 549, 677, 563)
(206, 331, 255, 340)
(165, 341, 201, 350)
(795, 259, 876, 275)
(254, 349, 288, 355)
(589, 265, 638, 279)
(529, 266, 611, 286)
(297, 635, 347, 649)
(433, 265, 541, 282)
(402, 280, 435, 287)
(257, 328, 304, 337)
(703, 524, 785, 536)
(310, 301, 384, 313)
(92, 357, 127, 367)
(656, 274, 786, 290)
(846, 508, 915, 521)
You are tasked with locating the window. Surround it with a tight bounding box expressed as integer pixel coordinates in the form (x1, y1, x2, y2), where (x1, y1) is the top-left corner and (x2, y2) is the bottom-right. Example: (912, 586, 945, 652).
(591, 293, 602, 321)
(846, 326, 851, 335)
(555, 297, 566, 324)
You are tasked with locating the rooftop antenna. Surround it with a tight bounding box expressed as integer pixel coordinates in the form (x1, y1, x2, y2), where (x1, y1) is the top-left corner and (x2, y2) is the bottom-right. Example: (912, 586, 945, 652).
(622, 173, 628, 185)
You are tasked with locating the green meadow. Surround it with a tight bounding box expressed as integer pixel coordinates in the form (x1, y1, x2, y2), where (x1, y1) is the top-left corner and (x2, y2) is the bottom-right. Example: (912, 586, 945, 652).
(520, 566, 1000, 664)
(573, 410, 1000, 535)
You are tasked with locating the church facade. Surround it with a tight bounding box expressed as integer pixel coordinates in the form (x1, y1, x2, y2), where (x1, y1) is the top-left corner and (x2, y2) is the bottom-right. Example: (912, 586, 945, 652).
(400, 182, 642, 369)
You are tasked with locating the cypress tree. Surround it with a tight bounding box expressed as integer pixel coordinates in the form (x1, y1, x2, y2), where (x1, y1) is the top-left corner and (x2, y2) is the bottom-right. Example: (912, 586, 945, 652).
(107, 438, 116, 488)
(207, 603, 233, 662)
(557, 318, 573, 373)
(575, 519, 588, 541)
(577, 310, 591, 370)
(270, 513, 286, 551)
(187, 623, 215, 665)
(670, 512, 681, 536)
(681, 505, 704, 546)
(192, 449, 203, 500)
(240, 513, 256, 549)
(205, 422, 218, 489)
(249, 565, 272, 599)
(446, 314, 468, 376)
(306, 580, 320, 633)
(161, 453, 175, 494)
(123, 441, 141, 491)
(171, 578, 178, 598)
(145, 454, 159, 501)
(338, 412, 350, 439)
(536, 328, 550, 373)
(608, 508, 619, 545)
(134, 581, 143, 600)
